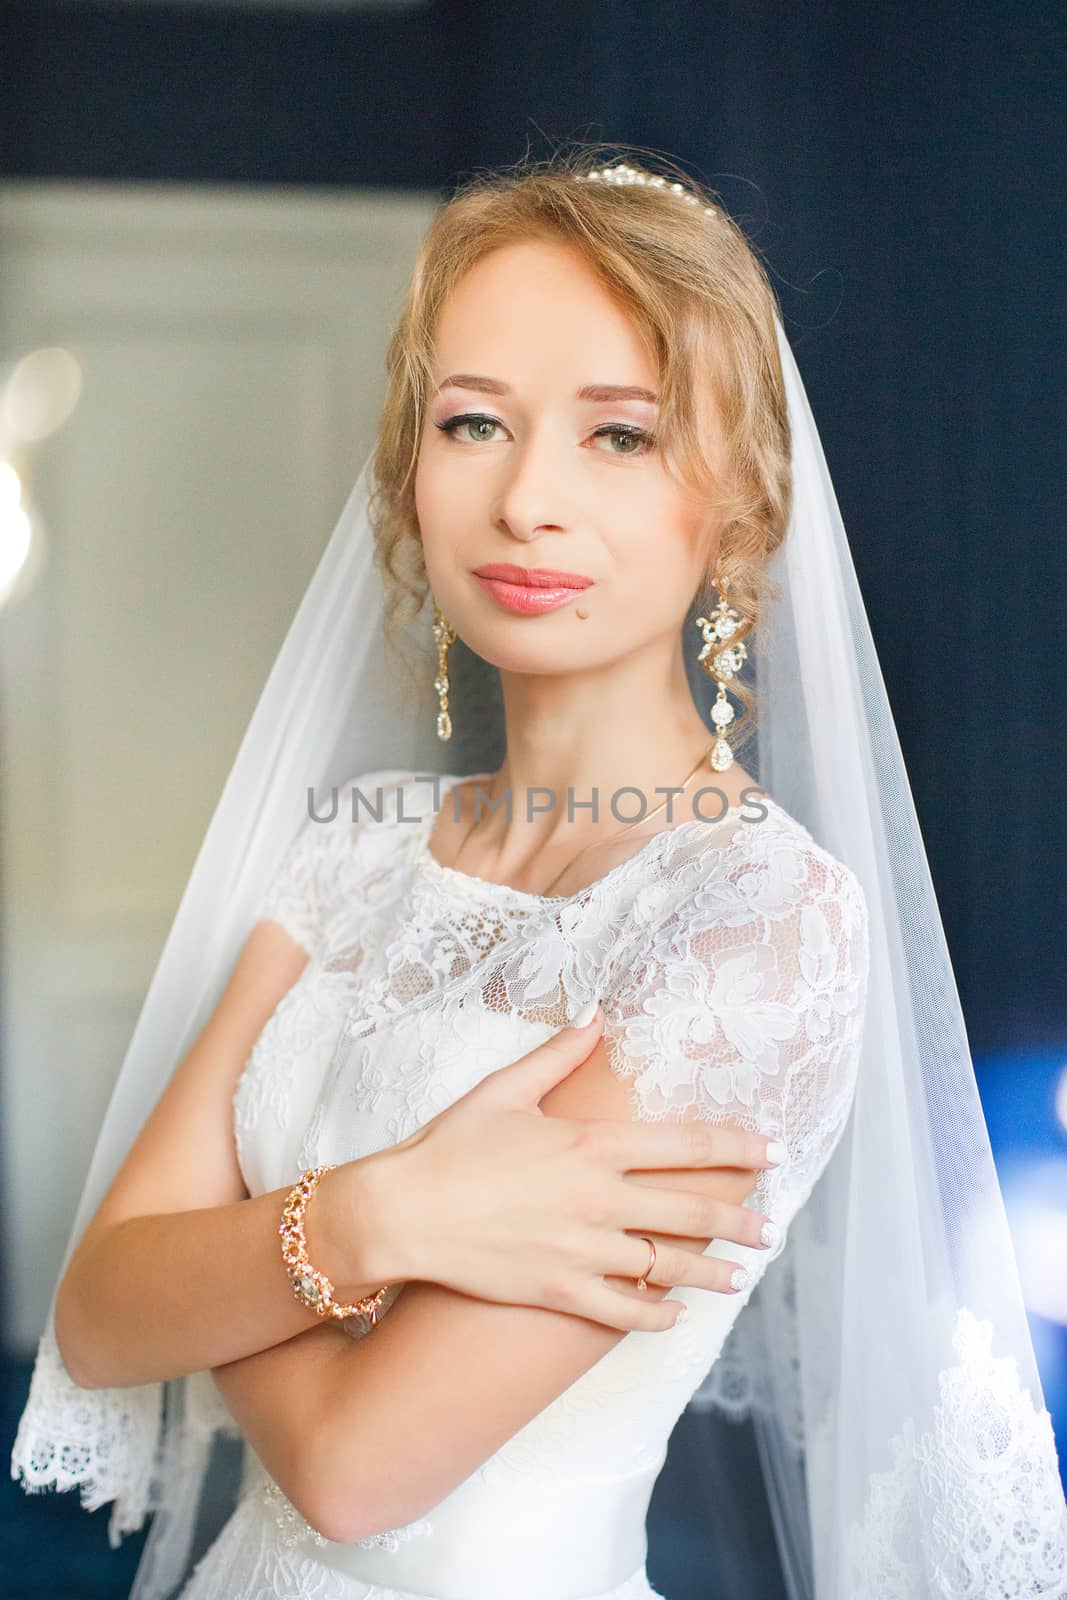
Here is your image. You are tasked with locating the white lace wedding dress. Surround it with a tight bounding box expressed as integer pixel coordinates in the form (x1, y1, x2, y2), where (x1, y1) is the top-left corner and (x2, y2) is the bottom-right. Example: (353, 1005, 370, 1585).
(175, 766, 870, 1600)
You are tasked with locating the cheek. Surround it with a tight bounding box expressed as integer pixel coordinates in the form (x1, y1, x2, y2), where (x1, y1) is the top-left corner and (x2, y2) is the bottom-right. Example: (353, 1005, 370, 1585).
(413, 451, 449, 548)
(413, 454, 468, 594)
(413, 435, 438, 505)
(414, 443, 474, 535)
(612, 490, 706, 585)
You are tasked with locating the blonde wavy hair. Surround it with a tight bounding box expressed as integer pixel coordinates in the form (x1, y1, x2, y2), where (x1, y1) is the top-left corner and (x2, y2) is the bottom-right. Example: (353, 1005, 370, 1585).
(368, 142, 792, 753)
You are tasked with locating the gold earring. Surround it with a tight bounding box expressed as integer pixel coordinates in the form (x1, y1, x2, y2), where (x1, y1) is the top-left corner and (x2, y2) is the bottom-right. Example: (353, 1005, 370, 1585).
(695, 576, 747, 772)
(432, 599, 457, 741)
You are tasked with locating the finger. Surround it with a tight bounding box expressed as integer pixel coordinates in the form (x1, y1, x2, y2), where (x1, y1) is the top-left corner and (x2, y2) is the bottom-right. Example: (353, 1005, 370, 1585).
(489, 1008, 604, 1105)
(603, 1117, 786, 1175)
(608, 1234, 759, 1297)
(571, 1281, 684, 1334)
(615, 1185, 774, 1250)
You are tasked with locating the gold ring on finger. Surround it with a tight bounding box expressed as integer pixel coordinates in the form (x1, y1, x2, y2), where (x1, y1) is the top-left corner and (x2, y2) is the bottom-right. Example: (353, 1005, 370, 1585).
(634, 1235, 657, 1292)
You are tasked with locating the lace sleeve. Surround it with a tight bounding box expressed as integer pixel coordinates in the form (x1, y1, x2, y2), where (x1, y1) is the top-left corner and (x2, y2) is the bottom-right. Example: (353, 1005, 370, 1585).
(255, 802, 350, 956)
(255, 769, 399, 957)
(604, 822, 870, 1223)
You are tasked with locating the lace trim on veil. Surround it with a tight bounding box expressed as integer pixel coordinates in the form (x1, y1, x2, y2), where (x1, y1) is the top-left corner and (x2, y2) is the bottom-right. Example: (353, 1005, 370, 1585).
(845, 1307, 1067, 1597)
(10, 1302, 243, 1562)
(11, 1307, 163, 1546)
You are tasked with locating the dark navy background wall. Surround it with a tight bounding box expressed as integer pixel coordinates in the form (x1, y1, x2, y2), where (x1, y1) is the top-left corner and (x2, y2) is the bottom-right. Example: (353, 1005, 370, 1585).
(1, 7, 1064, 1592)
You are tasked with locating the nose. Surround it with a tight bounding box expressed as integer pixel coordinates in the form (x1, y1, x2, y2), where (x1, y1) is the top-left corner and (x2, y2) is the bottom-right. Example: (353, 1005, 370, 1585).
(491, 426, 569, 544)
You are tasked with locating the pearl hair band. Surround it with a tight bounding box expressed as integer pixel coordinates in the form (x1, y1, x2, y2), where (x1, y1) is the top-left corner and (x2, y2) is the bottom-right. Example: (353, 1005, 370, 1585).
(575, 162, 719, 216)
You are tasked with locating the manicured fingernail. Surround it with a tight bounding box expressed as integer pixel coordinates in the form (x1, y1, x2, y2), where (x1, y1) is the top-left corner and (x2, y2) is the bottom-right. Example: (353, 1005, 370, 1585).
(730, 1267, 755, 1293)
(760, 1220, 781, 1249)
(765, 1140, 788, 1166)
(570, 997, 600, 1029)
(671, 1301, 688, 1325)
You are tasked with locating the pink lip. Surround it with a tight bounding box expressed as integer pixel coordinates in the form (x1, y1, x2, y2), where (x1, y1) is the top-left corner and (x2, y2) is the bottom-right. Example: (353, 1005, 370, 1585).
(473, 563, 593, 588)
(474, 575, 589, 614)
(472, 563, 594, 616)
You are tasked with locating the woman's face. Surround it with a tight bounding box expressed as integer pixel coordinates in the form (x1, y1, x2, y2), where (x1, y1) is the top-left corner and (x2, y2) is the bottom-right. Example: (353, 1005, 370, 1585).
(415, 238, 721, 679)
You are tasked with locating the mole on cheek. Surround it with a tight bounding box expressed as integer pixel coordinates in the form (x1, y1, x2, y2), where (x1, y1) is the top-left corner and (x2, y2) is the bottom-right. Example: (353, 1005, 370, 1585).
(575, 605, 590, 620)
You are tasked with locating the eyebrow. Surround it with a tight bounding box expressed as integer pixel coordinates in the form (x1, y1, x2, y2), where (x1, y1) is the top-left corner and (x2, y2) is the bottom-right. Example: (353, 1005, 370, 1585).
(435, 374, 658, 405)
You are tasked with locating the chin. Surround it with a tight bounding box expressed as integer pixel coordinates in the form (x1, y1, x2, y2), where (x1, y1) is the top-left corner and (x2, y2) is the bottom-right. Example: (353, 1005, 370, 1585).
(470, 629, 609, 680)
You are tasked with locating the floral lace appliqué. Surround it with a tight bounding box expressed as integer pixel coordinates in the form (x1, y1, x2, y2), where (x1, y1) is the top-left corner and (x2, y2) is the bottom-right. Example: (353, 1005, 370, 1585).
(846, 1307, 1067, 1596)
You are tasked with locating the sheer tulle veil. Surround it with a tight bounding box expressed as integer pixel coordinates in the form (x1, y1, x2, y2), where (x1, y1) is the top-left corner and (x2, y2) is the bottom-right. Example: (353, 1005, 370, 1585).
(11, 193, 1067, 1600)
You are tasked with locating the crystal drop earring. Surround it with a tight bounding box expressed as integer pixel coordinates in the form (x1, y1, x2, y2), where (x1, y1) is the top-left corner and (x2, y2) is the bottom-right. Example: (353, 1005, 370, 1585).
(431, 599, 457, 741)
(694, 576, 747, 773)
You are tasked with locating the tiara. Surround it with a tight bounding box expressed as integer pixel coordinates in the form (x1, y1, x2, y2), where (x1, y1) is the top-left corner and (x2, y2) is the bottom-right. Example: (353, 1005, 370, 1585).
(574, 162, 718, 217)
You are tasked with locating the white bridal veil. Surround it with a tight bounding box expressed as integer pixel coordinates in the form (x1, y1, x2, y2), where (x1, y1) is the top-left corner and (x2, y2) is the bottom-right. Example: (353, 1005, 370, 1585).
(10, 230, 1067, 1599)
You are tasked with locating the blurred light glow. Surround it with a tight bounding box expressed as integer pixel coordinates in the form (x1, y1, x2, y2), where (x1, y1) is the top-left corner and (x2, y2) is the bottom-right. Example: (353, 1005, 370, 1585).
(0, 458, 22, 510)
(2, 347, 82, 443)
(1002, 1158, 1067, 1327)
(1055, 1063, 1067, 1137)
(0, 500, 33, 604)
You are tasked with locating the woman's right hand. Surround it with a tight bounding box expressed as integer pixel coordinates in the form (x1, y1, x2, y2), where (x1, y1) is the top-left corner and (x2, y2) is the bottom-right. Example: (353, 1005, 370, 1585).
(349, 1004, 785, 1333)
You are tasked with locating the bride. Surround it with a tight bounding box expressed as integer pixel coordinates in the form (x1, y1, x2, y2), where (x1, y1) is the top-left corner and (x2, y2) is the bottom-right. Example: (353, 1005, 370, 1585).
(13, 148, 1067, 1600)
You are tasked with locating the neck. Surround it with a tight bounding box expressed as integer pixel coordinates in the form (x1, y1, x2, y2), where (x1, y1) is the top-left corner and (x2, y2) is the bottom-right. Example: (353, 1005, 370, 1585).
(478, 645, 714, 850)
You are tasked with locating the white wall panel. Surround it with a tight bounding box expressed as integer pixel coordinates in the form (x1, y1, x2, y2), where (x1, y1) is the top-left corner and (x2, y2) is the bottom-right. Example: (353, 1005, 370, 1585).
(0, 181, 436, 1352)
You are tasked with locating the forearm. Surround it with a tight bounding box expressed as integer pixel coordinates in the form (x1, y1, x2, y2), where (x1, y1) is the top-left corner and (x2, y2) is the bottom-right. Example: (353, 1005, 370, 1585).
(54, 1158, 398, 1390)
(210, 1296, 390, 1539)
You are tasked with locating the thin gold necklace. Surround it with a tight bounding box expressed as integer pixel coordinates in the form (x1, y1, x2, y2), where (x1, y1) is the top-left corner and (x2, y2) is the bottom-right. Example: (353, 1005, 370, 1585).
(450, 744, 716, 898)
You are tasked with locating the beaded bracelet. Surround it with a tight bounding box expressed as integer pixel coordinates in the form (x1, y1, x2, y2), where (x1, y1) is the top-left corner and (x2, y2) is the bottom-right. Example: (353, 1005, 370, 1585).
(278, 1163, 390, 1325)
